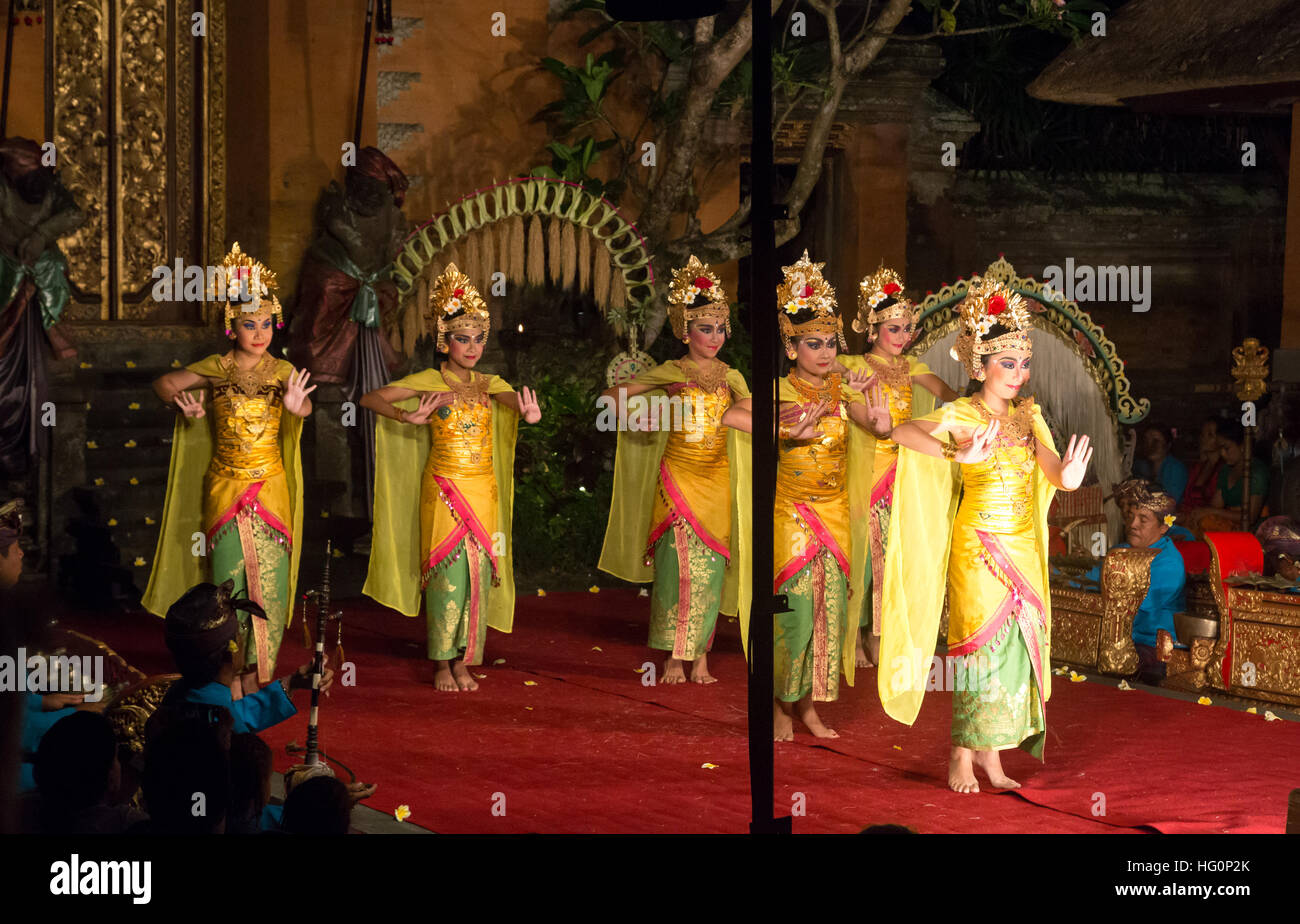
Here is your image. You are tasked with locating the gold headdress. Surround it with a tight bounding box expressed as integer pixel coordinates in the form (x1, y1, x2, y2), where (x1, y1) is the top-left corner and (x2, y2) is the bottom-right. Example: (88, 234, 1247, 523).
(950, 276, 1033, 380)
(426, 262, 491, 352)
(666, 255, 730, 341)
(212, 242, 283, 337)
(777, 250, 844, 355)
(854, 265, 917, 340)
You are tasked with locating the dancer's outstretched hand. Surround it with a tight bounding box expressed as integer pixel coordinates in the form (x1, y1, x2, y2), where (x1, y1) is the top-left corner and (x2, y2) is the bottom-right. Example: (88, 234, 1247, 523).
(863, 381, 892, 437)
(404, 391, 452, 425)
(1060, 434, 1093, 490)
(174, 390, 205, 419)
(283, 368, 318, 416)
(786, 400, 830, 441)
(846, 367, 878, 395)
(954, 420, 998, 464)
(517, 386, 541, 424)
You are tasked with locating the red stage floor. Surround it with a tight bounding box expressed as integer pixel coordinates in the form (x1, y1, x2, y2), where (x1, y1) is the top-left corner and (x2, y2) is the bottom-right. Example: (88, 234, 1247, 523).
(70, 589, 1298, 833)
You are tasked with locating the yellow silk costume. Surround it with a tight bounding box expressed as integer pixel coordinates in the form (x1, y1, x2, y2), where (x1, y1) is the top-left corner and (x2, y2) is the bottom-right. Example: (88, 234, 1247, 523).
(774, 371, 866, 698)
(142, 353, 305, 681)
(598, 361, 752, 652)
(840, 353, 936, 632)
(879, 396, 1057, 756)
(364, 368, 519, 663)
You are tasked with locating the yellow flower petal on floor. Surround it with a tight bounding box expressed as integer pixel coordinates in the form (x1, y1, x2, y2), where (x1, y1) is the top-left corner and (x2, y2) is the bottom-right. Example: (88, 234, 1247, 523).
(536, 589, 546, 597)
(79, 362, 92, 369)
(701, 763, 719, 770)
(591, 646, 602, 651)
(1264, 711, 1280, 721)
(634, 666, 647, 673)
(84, 402, 91, 410)
(128, 402, 140, 410)
(1069, 671, 1087, 682)
(492, 658, 506, 665)
(128, 477, 139, 485)
(125, 360, 136, 368)
(588, 585, 599, 593)
(394, 804, 411, 822)
(1197, 696, 1212, 705)
(474, 673, 486, 679)
(320, 510, 329, 518)
(93, 478, 104, 486)
(525, 706, 533, 711)
(331, 547, 345, 558)
(133, 557, 146, 566)
(86, 440, 98, 449)
(123, 439, 137, 448)
(144, 516, 155, 525)
(637, 588, 649, 597)
(1246, 706, 1257, 714)
(107, 518, 118, 526)
(523, 680, 538, 686)
(171, 359, 182, 368)
(1117, 680, 1133, 691)
(892, 745, 902, 750)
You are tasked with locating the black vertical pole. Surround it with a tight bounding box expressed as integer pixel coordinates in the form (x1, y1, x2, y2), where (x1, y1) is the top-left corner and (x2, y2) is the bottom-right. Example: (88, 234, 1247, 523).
(747, 1, 788, 835)
(0, 0, 16, 138)
(353, 0, 374, 150)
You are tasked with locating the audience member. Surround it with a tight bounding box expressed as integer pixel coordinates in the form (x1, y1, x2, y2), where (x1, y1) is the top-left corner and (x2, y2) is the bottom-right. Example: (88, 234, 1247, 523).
(281, 775, 352, 835)
(33, 711, 144, 834)
(1132, 423, 1188, 505)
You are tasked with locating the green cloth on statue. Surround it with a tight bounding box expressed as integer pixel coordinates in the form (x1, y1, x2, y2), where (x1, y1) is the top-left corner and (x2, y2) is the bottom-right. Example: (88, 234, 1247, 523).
(0, 247, 71, 328)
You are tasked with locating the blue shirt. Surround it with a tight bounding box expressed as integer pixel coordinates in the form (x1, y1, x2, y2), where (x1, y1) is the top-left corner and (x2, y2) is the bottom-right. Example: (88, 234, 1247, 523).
(1080, 534, 1186, 648)
(179, 680, 297, 734)
(1133, 456, 1189, 505)
(19, 693, 77, 793)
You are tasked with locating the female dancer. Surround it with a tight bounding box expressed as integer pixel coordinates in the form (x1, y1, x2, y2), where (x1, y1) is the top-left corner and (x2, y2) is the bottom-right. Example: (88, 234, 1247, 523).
(361, 264, 540, 693)
(145, 243, 313, 686)
(840, 267, 958, 667)
(772, 251, 890, 741)
(881, 276, 1091, 792)
(598, 256, 752, 685)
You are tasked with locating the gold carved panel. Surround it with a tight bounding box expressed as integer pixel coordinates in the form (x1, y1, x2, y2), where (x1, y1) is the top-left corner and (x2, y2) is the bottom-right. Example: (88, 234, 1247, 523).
(51, 0, 226, 322)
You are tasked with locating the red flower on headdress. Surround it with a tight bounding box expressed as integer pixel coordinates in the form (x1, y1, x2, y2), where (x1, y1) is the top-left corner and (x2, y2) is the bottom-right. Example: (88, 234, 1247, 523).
(802, 285, 814, 298)
(454, 288, 465, 298)
(882, 283, 901, 296)
(694, 276, 712, 289)
(988, 294, 1007, 315)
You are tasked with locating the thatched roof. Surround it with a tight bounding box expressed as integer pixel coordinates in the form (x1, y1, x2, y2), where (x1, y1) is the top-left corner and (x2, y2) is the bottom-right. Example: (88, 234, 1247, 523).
(1028, 0, 1300, 111)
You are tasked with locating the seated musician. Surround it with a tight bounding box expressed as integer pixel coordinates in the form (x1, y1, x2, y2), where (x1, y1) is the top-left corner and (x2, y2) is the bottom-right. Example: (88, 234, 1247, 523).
(1258, 517, 1300, 590)
(162, 580, 332, 734)
(1079, 481, 1187, 684)
(1113, 478, 1193, 541)
(1184, 419, 1269, 535)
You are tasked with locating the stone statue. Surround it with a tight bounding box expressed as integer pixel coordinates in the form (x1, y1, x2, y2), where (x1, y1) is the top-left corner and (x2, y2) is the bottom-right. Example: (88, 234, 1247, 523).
(0, 137, 85, 477)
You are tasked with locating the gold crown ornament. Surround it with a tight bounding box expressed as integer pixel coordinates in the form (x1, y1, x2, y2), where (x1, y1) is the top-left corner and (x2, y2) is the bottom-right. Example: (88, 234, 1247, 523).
(950, 276, 1034, 380)
(854, 265, 917, 339)
(426, 263, 491, 353)
(667, 255, 730, 342)
(211, 242, 284, 338)
(777, 250, 844, 356)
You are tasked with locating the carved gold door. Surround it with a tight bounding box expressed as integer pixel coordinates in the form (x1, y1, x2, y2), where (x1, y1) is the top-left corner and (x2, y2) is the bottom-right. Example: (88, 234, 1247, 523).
(47, 0, 225, 323)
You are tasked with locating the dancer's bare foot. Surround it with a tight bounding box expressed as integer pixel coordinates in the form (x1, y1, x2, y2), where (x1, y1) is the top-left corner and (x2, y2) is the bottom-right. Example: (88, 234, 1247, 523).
(773, 699, 794, 742)
(794, 697, 839, 738)
(689, 653, 717, 684)
(451, 659, 479, 692)
(949, 745, 979, 793)
(866, 632, 880, 666)
(855, 629, 871, 668)
(972, 748, 1020, 789)
(433, 660, 459, 693)
(662, 657, 687, 684)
